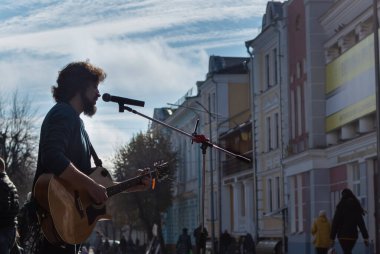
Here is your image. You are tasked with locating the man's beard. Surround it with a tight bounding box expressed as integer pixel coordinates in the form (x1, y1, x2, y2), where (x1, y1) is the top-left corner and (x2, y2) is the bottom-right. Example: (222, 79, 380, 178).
(81, 93, 97, 117)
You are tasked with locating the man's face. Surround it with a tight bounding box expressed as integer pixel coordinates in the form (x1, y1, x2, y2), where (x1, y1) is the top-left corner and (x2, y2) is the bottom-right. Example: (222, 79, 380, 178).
(82, 82, 100, 116)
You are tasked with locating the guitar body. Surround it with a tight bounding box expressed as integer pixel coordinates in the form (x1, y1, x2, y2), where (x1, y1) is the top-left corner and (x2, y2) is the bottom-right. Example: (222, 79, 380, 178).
(33, 167, 114, 245)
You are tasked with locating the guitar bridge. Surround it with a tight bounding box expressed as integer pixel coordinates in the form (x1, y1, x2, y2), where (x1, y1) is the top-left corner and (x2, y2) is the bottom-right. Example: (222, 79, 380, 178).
(74, 191, 85, 218)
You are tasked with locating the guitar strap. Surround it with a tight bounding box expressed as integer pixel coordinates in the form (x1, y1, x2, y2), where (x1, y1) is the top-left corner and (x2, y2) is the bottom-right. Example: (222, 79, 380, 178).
(89, 143, 103, 167)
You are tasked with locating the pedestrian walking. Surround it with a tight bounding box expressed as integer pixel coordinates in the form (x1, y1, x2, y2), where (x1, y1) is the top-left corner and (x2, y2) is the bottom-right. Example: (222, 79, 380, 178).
(176, 228, 192, 254)
(220, 230, 232, 254)
(193, 225, 208, 254)
(330, 188, 369, 254)
(243, 233, 255, 254)
(119, 235, 127, 253)
(311, 210, 332, 254)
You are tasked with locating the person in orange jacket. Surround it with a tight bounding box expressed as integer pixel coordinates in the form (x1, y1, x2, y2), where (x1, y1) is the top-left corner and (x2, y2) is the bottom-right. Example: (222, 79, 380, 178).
(311, 210, 332, 254)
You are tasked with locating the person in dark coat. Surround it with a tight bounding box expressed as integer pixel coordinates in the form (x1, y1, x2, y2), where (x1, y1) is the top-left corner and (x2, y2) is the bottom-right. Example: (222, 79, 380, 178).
(0, 157, 19, 254)
(176, 228, 192, 254)
(330, 188, 369, 254)
(193, 225, 208, 254)
(119, 235, 127, 253)
(220, 230, 232, 254)
(243, 233, 255, 254)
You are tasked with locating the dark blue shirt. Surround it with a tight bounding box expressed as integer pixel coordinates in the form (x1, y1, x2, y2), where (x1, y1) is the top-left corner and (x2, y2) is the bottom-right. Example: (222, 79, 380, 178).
(33, 102, 92, 185)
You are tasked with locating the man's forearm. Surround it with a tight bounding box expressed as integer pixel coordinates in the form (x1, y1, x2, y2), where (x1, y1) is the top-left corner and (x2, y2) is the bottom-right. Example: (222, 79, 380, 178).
(60, 163, 96, 187)
(59, 163, 108, 204)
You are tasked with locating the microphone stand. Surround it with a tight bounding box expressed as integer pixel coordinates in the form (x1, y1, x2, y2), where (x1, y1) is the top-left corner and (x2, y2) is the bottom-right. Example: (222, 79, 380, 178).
(118, 104, 251, 162)
(117, 103, 251, 253)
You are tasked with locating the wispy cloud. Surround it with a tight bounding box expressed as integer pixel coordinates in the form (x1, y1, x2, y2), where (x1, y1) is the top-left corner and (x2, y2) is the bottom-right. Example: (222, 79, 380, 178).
(0, 0, 269, 164)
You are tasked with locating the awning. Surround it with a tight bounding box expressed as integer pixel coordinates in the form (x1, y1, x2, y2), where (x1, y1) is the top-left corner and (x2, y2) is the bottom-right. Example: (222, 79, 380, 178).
(255, 239, 282, 254)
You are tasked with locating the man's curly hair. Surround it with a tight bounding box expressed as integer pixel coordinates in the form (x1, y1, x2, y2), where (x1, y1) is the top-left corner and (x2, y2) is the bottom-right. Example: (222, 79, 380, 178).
(52, 61, 106, 102)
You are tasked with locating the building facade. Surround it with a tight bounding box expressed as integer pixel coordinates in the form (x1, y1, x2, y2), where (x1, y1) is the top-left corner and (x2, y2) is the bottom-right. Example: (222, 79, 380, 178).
(155, 56, 251, 252)
(152, 94, 201, 249)
(195, 56, 252, 245)
(320, 0, 378, 253)
(154, 1, 380, 253)
(245, 2, 287, 252)
(283, 0, 334, 253)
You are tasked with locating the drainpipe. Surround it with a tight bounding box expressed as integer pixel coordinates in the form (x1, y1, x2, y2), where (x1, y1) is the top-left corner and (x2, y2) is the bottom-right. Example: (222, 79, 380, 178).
(245, 41, 259, 243)
(373, 1, 380, 253)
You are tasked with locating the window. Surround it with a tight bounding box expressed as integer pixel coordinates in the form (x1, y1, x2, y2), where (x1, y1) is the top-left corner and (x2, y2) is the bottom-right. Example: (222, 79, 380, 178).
(266, 116, 272, 151)
(230, 185, 234, 229)
(265, 54, 270, 88)
(268, 178, 273, 212)
(212, 93, 216, 114)
(296, 175, 303, 232)
(274, 113, 279, 149)
(352, 163, 360, 196)
(273, 48, 278, 85)
(275, 176, 281, 210)
(295, 15, 301, 31)
(303, 58, 307, 74)
(289, 177, 296, 233)
(297, 86, 302, 136)
(289, 175, 304, 232)
(296, 61, 302, 79)
(291, 90, 295, 139)
(330, 190, 340, 218)
(241, 184, 246, 216)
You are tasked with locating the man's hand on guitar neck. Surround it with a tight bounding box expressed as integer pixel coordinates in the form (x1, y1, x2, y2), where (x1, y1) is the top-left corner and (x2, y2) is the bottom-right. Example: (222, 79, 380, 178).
(125, 175, 152, 193)
(60, 163, 108, 204)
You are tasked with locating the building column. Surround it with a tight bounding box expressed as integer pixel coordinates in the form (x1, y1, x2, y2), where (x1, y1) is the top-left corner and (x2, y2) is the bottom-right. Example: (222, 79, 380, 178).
(221, 184, 232, 232)
(244, 180, 255, 236)
(232, 182, 242, 233)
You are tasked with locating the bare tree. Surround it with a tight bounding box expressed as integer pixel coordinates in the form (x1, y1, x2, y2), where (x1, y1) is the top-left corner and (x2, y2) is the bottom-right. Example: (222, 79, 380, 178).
(0, 90, 38, 203)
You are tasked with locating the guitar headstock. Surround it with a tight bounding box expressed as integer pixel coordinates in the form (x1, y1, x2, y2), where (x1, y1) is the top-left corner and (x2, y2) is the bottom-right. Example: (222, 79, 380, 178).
(137, 161, 170, 184)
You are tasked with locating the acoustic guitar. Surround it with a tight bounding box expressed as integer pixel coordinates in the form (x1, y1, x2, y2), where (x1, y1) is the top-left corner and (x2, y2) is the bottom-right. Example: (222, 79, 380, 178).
(33, 162, 168, 246)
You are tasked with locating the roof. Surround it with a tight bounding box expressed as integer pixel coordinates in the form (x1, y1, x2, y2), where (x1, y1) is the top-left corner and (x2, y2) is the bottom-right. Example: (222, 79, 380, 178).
(262, 1, 284, 30)
(208, 56, 249, 76)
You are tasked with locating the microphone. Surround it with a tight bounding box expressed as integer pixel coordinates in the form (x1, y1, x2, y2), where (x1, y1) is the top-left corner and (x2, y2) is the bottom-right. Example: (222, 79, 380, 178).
(102, 93, 145, 107)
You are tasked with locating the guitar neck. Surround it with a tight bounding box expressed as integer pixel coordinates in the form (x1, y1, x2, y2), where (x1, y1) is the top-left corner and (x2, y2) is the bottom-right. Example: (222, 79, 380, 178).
(106, 173, 147, 197)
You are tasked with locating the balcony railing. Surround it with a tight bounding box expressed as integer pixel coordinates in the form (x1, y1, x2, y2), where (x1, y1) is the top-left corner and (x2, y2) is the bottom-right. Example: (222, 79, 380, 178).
(222, 151, 253, 176)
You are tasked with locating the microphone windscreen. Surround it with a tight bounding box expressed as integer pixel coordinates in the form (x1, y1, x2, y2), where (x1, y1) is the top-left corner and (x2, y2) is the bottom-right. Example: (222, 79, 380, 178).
(102, 93, 111, 102)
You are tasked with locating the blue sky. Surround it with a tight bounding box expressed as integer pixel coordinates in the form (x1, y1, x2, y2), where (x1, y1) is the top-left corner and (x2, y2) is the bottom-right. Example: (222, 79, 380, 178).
(0, 0, 268, 167)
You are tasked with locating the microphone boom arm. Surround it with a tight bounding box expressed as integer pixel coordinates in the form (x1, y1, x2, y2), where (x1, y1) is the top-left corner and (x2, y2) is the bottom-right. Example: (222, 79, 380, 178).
(119, 105, 251, 163)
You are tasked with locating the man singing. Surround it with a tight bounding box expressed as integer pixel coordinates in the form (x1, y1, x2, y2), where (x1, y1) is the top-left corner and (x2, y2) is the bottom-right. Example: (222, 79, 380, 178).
(33, 61, 149, 253)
